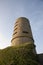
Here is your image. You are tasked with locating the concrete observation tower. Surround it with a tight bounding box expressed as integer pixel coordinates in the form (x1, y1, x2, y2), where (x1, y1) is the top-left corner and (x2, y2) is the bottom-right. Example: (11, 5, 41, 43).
(11, 17, 34, 46)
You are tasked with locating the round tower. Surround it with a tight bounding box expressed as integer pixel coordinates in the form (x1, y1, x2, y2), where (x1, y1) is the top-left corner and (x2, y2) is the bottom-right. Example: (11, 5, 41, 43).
(11, 17, 34, 46)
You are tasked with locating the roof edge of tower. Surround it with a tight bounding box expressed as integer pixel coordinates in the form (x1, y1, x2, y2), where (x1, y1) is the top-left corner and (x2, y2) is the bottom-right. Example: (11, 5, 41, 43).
(16, 17, 30, 22)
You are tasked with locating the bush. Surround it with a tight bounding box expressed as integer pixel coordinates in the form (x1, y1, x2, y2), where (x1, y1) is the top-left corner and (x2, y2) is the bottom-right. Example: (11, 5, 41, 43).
(0, 43, 38, 65)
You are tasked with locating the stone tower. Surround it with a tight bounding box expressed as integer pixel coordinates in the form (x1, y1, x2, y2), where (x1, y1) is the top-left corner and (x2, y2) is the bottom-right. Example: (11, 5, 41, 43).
(11, 17, 34, 46)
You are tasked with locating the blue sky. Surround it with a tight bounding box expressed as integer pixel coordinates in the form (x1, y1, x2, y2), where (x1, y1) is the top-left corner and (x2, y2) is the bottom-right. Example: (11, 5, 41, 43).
(0, 0, 43, 54)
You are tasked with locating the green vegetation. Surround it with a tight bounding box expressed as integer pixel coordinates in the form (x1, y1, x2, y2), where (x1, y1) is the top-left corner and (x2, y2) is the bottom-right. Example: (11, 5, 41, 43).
(0, 43, 38, 65)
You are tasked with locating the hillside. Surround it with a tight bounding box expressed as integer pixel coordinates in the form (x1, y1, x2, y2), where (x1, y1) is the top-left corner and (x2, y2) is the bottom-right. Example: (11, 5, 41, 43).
(0, 42, 39, 65)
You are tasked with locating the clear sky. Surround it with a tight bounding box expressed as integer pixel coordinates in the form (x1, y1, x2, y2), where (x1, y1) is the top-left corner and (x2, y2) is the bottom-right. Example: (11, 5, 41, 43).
(0, 0, 43, 54)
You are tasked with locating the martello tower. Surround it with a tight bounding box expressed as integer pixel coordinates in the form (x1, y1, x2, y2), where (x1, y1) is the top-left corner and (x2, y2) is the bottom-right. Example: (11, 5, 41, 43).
(11, 17, 35, 47)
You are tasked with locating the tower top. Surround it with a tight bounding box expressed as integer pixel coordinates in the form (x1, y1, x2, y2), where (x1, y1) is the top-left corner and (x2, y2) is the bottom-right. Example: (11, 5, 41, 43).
(16, 17, 30, 23)
(16, 17, 29, 20)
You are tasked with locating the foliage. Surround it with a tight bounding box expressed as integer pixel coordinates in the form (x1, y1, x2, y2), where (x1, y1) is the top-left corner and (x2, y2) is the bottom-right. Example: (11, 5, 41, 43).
(0, 43, 38, 65)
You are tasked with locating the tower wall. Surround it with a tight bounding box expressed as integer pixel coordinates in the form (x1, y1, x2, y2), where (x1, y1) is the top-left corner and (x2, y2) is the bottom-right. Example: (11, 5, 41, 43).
(11, 17, 34, 46)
